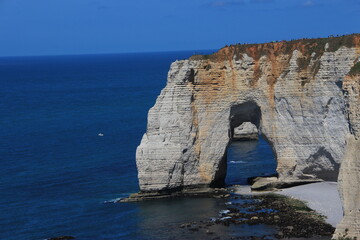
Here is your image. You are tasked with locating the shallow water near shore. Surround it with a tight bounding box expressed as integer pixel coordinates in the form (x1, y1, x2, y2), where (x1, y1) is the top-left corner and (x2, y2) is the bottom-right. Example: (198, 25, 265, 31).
(0, 51, 278, 240)
(226, 138, 277, 186)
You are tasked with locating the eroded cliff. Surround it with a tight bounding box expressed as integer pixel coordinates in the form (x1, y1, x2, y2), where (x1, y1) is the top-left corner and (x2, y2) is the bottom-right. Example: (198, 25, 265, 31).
(136, 34, 360, 237)
(334, 66, 360, 238)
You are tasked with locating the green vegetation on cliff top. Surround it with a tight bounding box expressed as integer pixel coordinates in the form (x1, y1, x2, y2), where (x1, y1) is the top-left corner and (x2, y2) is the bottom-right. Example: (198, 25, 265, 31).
(349, 62, 360, 76)
(190, 33, 360, 62)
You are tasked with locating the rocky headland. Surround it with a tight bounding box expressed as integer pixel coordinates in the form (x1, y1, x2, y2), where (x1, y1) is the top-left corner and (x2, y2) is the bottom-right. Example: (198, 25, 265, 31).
(135, 34, 360, 238)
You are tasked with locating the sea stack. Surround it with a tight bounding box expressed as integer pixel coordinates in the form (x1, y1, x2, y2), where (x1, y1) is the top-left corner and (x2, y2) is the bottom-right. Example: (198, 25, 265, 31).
(136, 34, 360, 238)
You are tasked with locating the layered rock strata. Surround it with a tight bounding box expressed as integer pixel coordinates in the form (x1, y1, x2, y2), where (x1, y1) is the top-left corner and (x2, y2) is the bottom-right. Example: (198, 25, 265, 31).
(233, 122, 258, 140)
(135, 34, 360, 237)
(334, 67, 360, 238)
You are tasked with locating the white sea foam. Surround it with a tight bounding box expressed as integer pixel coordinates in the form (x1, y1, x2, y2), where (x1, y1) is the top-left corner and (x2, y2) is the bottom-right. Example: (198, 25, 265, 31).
(210, 217, 217, 222)
(230, 160, 245, 164)
(219, 209, 230, 216)
(103, 198, 122, 204)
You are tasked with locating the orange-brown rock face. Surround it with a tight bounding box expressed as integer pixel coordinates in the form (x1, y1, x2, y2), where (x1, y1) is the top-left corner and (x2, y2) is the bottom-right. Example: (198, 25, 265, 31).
(136, 34, 360, 237)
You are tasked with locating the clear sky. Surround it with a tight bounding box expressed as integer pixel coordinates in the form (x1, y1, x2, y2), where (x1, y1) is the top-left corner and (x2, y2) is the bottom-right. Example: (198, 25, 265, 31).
(0, 0, 359, 56)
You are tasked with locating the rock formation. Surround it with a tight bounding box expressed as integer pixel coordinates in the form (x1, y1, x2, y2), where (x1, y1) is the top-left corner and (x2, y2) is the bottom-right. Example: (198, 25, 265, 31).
(333, 64, 360, 238)
(136, 34, 360, 238)
(233, 122, 258, 140)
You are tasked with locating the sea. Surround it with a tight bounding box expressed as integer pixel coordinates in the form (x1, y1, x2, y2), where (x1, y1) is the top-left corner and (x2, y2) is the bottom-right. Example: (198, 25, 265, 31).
(0, 51, 277, 240)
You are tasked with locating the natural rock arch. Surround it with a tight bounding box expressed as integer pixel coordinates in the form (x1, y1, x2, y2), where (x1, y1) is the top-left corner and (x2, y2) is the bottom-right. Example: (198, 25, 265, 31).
(209, 101, 265, 188)
(136, 46, 351, 192)
(136, 35, 360, 238)
(226, 103, 278, 186)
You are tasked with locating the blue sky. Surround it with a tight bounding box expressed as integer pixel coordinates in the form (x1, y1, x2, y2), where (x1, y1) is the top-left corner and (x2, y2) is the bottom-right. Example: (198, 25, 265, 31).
(0, 0, 359, 56)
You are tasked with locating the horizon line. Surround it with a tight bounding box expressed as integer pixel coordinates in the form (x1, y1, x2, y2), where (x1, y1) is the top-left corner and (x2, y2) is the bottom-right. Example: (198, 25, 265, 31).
(2, 32, 358, 58)
(0, 48, 218, 59)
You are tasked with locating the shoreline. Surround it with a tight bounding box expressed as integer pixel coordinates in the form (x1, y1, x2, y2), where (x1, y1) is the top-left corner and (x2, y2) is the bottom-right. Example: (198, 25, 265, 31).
(177, 190, 335, 239)
(121, 182, 343, 228)
(233, 181, 343, 228)
(120, 182, 340, 239)
(277, 182, 343, 228)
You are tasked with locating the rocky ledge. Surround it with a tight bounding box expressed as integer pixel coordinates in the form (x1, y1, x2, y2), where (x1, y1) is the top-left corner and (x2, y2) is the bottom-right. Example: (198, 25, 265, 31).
(119, 187, 229, 202)
(249, 176, 323, 191)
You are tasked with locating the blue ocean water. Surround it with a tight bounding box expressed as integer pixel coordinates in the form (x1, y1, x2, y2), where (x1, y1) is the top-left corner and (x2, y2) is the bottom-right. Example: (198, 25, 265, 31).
(0, 52, 276, 240)
(226, 138, 277, 186)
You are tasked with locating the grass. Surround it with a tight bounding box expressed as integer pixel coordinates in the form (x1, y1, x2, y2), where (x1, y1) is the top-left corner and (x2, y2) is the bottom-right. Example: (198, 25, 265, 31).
(283, 196, 313, 212)
(267, 193, 313, 212)
(189, 33, 360, 64)
(349, 62, 360, 76)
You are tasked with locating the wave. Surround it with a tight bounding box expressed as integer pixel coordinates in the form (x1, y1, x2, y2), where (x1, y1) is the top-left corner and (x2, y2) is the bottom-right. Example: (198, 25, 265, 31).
(230, 160, 245, 164)
(103, 194, 129, 204)
(103, 198, 123, 204)
(219, 209, 230, 216)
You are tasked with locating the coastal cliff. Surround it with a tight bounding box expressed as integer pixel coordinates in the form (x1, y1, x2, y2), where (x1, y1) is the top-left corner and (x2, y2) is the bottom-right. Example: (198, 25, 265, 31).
(136, 34, 360, 237)
(334, 62, 360, 238)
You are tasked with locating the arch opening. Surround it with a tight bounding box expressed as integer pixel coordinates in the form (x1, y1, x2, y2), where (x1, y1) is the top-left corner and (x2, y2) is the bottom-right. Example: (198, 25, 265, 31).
(221, 101, 278, 187)
(225, 135, 277, 186)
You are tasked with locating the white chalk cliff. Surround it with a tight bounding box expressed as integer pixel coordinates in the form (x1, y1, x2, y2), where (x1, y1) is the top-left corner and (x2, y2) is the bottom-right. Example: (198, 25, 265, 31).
(135, 35, 360, 238)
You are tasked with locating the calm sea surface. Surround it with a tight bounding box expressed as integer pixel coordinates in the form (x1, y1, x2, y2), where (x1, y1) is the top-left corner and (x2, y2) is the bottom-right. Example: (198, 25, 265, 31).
(0, 52, 276, 240)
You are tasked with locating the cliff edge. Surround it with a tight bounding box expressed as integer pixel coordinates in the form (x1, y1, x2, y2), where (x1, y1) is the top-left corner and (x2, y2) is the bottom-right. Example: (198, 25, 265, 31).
(135, 34, 360, 238)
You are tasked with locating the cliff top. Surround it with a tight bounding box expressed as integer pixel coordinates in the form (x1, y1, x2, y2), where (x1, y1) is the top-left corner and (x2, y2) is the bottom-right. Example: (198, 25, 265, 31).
(190, 33, 360, 62)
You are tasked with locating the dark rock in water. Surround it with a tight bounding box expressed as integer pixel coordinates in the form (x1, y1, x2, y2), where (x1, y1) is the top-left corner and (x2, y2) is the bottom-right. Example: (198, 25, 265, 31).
(206, 229, 214, 235)
(181, 193, 334, 239)
(119, 187, 229, 202)
(189, 226, 200, 231)
(47, 236, 75, 240)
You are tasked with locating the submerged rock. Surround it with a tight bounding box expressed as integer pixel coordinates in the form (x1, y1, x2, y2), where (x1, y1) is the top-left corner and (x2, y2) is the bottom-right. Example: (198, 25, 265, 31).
(119, 187, 229, 202)
(47, 236, 75, 240)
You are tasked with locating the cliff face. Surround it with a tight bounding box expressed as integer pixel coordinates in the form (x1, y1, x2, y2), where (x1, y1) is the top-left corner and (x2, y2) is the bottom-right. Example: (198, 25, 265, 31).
(334, 70, 360, 238)
(136, 35, 360, 237)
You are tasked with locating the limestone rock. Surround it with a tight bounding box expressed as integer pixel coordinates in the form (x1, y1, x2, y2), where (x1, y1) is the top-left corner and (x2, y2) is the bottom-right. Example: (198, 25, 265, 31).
(251, 177, 278, 190)
(135, 34, 360, 237)
(333, 71, 360, 239)
(233, 122, 258, 140)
